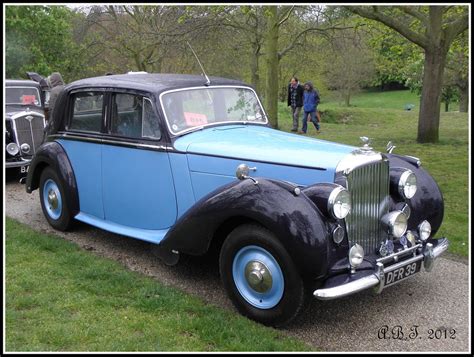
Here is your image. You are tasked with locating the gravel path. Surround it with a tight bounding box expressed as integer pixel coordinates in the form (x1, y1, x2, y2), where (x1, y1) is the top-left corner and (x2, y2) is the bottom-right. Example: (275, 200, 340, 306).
(4, 174, 470, 352)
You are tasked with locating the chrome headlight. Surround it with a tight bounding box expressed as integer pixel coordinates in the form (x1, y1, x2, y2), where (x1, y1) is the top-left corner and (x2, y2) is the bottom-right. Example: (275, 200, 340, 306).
(418, 220, 431, 241)
(6, 142, 20, 156)
(328, 187, 351, 219)
(398, 170, 417, 199)
(381, 211, 408, 238)
(349, 244, 364, 270)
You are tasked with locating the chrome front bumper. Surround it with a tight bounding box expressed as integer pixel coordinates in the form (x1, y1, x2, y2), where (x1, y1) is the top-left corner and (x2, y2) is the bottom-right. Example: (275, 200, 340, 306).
(314, 238, 449, 300)
(6, 158, 31, 168)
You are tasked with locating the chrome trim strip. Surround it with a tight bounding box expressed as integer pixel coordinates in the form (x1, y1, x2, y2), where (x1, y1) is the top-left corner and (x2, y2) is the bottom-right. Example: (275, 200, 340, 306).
(51, 133, 173, 151)
(383, 254, 423, 274)
(376, 243, 422, 264)
(6, 159, 31, 168)
(158, 85, 269, 136)
(10, 110, 45, 120)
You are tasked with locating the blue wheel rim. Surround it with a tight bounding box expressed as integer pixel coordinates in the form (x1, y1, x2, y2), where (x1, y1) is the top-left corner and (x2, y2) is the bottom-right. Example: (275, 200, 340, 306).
(43, 179, 62, 220)
(232, 245, 284, 309)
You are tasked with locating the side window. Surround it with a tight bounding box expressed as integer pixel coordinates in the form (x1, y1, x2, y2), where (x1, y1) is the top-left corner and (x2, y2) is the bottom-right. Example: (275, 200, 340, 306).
(142, 98, 161, 139)
(110, 93, 160, 140)
(69, 92, 104, 132)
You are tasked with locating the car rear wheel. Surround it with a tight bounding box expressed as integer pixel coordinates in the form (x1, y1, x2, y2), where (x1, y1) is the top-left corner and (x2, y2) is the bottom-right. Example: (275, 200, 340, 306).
(219, 224, 305, 327)
(39, 166, 73, 231)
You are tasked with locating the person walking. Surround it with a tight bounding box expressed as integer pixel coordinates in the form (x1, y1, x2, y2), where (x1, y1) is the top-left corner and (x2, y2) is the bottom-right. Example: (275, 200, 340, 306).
(301, 81, 321, 134)
(287, 77, 304, 132)
(47, 72, 65, 118)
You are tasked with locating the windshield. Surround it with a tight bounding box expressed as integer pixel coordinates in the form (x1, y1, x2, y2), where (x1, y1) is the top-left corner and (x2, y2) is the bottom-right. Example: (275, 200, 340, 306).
(6, 87, 42, 107)
(160, 87, 267, 135)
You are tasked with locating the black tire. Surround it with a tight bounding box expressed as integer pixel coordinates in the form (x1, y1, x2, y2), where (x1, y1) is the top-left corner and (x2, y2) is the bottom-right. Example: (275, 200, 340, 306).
(219, 224, 305, 327)
(39, 166, 73, 231)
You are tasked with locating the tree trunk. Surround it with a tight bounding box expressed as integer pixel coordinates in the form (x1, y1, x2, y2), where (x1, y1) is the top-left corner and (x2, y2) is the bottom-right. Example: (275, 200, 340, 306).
(250, 43, 260, 95)
(264, 6, 279, 129)
(417, 48, 447, 143)
(444, 101, 449, 112)
(344, 91, 351, 107)
(458, 83, 468, 112)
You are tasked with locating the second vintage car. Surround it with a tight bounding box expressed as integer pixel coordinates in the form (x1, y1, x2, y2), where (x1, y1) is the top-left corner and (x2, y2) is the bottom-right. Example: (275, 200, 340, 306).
(6, 79, 47, 174)
(25, 73, 449, 326)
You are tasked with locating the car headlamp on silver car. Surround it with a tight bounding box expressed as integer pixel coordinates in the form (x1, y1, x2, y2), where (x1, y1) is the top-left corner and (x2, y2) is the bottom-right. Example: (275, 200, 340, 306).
(398, 169, 417, 199)
(327, 186, 351, 219)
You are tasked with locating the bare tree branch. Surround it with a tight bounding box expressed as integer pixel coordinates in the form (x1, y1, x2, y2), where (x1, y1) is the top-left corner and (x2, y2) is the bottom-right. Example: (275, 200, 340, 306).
(277, 5, 294, 27)
(278, 25, 352, 59)
(394, 6, 429, 27)
(345, 6, 429, 49)
(444, 12, 468, 46)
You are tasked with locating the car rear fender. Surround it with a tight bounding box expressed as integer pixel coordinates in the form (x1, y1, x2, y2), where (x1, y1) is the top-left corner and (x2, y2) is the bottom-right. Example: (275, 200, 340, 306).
(25, 141, 79, 216)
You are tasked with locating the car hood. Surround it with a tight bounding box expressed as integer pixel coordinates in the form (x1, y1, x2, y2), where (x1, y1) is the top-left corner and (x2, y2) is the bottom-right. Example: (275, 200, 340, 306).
(173, 124, 355, 171)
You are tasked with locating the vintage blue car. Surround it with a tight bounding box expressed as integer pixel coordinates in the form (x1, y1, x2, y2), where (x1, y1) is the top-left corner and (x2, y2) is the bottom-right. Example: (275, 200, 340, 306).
(26, 73, 449, 326)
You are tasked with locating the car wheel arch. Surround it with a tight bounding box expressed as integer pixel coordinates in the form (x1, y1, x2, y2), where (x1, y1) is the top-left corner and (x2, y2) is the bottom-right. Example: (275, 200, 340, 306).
(26, 141, 80, 217)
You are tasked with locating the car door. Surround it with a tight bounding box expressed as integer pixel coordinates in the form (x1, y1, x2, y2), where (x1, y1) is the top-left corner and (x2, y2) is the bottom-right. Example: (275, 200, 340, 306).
(58, 90, 105, 219)
(101, 91, 177, 230)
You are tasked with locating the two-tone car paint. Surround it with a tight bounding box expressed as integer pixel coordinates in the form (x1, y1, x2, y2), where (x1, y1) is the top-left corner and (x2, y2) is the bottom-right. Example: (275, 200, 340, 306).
(26, 73, 449, 326)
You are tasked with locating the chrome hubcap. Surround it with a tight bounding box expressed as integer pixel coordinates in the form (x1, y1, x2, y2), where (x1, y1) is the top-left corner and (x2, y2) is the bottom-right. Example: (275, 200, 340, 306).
(244, 261, 272, 293)
(48, 189, 58, 210)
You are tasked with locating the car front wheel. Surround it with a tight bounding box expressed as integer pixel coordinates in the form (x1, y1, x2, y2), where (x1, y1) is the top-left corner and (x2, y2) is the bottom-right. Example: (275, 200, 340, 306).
(219, 224, 305, 327)
(39, 166, 73, 231)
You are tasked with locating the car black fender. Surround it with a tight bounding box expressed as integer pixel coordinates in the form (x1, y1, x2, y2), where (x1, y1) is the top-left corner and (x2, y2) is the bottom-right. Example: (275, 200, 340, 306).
(160, 178, 331, 279)
(386, 154, 444, 236)
(25, 141, 79, 216)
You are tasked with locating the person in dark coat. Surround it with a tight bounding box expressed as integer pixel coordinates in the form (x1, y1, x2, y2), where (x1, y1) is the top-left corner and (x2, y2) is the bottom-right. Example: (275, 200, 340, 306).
(301, 81, 321, 134)
(287, 77, 304, 132)
(47, 72, 65, 118)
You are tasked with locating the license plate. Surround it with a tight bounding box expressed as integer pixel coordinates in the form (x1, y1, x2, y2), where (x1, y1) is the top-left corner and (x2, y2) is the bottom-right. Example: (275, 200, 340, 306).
(384, 260, 422, 286)
(20, 165, 29, 174)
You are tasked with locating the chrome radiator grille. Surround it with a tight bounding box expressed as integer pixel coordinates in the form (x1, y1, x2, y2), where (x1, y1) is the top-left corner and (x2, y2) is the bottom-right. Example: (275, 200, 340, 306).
(13, 115, 45, 155)
(345, 160, 390, 254)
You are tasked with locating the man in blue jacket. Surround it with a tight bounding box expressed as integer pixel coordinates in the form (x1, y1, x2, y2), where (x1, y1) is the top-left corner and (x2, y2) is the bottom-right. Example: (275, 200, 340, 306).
(301, 81, 321, 134)
(287, 77, 304, 132)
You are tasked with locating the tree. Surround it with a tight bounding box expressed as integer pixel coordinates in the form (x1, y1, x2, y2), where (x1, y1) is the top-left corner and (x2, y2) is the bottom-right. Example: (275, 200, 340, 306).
(6, 5, 84, 81)
(262, 5, 349, 128)
(321, 30, 376, 106)
(345, 5, 468, 143)
(444, 32, 469, 112)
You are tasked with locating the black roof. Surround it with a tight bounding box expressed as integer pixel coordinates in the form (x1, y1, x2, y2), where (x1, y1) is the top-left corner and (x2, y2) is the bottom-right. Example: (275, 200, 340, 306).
(6, 79, 42, 88)
(65, 73, 250, 94)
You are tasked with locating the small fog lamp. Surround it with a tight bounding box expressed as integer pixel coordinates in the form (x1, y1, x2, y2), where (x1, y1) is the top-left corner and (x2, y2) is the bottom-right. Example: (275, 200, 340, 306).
(20, 143, 31, 154)
(418, 220, 431, 241)
(349, 243, 364, 272)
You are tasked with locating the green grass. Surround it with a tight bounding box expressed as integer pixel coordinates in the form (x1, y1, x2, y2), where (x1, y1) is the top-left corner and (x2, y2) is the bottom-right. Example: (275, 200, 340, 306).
(278, 89, 468, 257)
(5, 217, 312, 352)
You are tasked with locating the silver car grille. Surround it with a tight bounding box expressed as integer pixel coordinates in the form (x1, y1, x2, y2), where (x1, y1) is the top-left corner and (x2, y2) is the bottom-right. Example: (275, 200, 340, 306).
(13, 115, 45, 156)
(345, 160, 390, 254)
